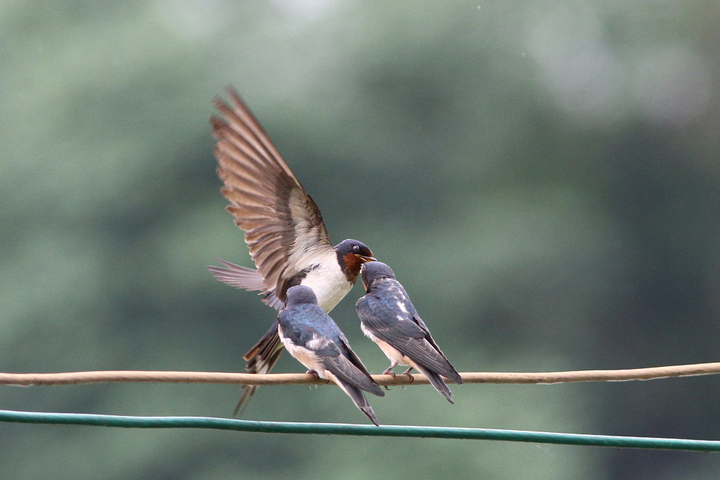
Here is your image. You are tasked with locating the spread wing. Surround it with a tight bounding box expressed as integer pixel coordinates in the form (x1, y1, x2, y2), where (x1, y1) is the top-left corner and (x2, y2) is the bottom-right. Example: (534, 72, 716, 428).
(356, 292, 458, 379)
(212, 87, 333, 301)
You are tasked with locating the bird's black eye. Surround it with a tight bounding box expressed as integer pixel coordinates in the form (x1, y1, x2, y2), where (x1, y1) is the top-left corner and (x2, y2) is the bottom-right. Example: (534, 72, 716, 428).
(352, 244, 360, 253)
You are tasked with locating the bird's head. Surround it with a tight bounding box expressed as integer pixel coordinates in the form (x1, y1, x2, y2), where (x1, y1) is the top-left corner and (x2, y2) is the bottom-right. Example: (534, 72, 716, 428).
(335, 239, 376, 282)
(285, 285, 319, 307)
(360, 261, 396, 291)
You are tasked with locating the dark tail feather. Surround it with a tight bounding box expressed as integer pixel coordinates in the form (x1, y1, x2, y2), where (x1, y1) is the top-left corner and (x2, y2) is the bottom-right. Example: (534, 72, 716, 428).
(439, 363, 463, 385)
(243, 320, 282, 365)
(359, 405, 380, 427)
(233, 321, 284, 416)
(208, 260, 288, 414)
(417, 366, 454, 404)
(337, 381, 380, 426)
(233, 384, 257, 417)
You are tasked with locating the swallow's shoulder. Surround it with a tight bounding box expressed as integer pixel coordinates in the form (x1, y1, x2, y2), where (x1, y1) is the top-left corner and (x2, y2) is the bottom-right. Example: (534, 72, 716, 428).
(374, 281, 416, 315)
(279, 305, 336, 339)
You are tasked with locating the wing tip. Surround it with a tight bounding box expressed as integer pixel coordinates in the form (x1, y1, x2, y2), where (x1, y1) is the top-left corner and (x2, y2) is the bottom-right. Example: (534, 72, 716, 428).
(361, 406, 381, 426)
(224, 85, 243, 106)
(369, 383, 385, 397)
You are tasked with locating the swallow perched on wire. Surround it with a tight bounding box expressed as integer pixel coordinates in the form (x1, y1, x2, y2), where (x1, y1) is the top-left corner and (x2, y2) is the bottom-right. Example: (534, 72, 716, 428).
(356, 261, 462, 403)
(278, 285, 384, 425)
(206, 87, 375, 413)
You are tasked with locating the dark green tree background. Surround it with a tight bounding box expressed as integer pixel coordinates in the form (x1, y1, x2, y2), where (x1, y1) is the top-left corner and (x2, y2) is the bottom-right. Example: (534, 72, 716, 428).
(2, 2, 720, 478)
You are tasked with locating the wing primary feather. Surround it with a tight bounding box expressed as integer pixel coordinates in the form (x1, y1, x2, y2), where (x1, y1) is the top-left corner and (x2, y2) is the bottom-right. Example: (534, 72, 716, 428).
(223, 87, 299, 180)
(212, 101, 278, 172)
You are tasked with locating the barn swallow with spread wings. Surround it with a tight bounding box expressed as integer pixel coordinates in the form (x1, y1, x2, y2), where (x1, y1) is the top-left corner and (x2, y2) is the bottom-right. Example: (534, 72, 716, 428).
(207, 88, 375, 413)
(277, 285, 384, 425)
(356, 261, 462, 403)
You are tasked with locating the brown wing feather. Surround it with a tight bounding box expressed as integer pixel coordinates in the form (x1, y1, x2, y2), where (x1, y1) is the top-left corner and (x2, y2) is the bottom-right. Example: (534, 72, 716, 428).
(212, 87, 333, 301)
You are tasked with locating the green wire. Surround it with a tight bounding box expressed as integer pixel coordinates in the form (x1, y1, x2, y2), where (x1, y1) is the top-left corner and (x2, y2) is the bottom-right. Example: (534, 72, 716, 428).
(1, 409, 718, 451)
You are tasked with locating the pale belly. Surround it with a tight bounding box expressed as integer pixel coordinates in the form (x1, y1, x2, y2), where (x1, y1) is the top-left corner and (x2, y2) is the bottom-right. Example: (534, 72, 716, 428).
(301, 261, 353, 313)
(361, 323, 418, 369)
(278, 326, 330, 379)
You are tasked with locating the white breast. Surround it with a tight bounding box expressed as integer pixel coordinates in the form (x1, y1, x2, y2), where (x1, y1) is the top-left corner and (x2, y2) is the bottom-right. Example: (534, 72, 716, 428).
(300, 250, 353, 313)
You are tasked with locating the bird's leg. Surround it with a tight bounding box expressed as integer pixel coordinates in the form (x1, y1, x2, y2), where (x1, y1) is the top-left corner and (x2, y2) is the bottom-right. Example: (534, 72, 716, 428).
(305, 369, 322, 389)
(382, 361, 398, 377)
(382, 361, 398, 390)
(401, 366, 415, 383)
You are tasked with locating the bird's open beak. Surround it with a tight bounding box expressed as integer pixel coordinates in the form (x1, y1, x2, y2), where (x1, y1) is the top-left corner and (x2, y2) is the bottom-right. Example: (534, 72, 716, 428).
(355, 254, 376, 263)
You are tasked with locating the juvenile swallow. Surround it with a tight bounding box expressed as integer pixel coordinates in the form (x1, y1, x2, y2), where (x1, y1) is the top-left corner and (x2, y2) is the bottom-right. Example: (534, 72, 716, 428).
(356, 262, 462, 403)
(206, 88, 375, 413)
(278, 285, 384, 425)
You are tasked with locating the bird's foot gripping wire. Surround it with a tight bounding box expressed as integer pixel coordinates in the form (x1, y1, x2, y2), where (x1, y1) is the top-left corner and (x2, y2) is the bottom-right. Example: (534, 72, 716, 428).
(382, 365, 397, 390)
(305, 369, 329, 389)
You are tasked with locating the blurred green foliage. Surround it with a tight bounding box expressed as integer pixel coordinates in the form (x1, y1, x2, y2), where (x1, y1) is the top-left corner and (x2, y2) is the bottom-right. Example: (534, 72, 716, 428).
(2, 1, 720, 479)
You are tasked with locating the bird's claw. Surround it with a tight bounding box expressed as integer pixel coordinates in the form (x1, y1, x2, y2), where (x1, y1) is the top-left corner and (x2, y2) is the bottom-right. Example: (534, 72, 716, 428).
(305, 369, 323, 389)
(382, 369, 396, 378)
(378, 368, 397, 390)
